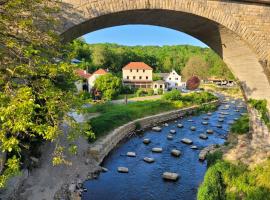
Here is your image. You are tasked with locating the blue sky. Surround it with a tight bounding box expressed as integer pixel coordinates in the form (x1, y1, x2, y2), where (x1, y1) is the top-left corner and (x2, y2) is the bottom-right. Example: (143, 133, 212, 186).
(83, 25, 207, 47)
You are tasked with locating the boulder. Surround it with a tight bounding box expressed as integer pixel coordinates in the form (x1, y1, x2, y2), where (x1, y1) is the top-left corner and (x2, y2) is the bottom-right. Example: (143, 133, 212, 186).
(143, 138, 151, 145)
(202, 116, 209, 120)
(181, 138, 193, 145)
(101, 167, 108, 172)
(190, 126, 196, 131)
(202, 121, 208, 125)
(167, 134, 174, 140)
(170, 129, 176, 134)
(217, 124, 222, 128)
(207, 112, 212, 116)
(190, 145, 198, 150)
(177, 124, 184, 128)
(127, 152, 136, 157)
(162, 172, 179, 181)
(206, 129, 214, 134)
(152, 126, 162, 132)
(152, 147, 163, 153)
(118, 167, 129, 173)
(188, 119, 194, 122)
(143, 157, 155, 163)
(234, 117, 239, 121)
(218, 118, 224, 122)
(171, 149, 181, 157)
(164, 123, 169, 127)
(68, 183, 76, 193)
(199, 134, 208, 140)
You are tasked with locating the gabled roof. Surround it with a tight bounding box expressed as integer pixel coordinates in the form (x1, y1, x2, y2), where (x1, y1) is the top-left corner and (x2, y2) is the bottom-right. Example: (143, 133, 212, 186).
(122, 62, 153, 70)
(75, 69, 92, 79)
(93, 68, 108, 75)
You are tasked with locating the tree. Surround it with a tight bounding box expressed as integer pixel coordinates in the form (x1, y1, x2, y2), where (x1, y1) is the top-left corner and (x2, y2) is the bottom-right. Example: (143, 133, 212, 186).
(0, 0, 92, 187)
(94, 74, 121, 100)
(182, 56, 210, 80)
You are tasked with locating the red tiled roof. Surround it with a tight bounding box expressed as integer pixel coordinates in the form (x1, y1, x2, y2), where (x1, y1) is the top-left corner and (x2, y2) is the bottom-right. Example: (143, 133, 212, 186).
(122, 62, 153, 70)
(75, 69, 91, 79)
(93, 68, 108, 75)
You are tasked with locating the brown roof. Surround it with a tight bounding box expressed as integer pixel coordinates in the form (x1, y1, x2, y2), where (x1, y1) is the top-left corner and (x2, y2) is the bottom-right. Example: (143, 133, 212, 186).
(93, 68, 108, 75)
(75, 69, 92, 79)
(123, 80, 153, 83)
(122, 62, 153, 70)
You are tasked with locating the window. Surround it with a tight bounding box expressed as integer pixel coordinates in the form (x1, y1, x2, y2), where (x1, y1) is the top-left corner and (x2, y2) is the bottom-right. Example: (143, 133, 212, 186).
(169, 78, 171, 80)
(137, 69, 139, 72)
(130, 69, 132, 72)
(127, 76, 129, 79)
(133, 76, 136, 79)
(146, 76, 148, 80)
(160, 85, 163, 89)
(175, 78, 178, 80)
(143, 70, 145, 72)
(155, 84, 157, 88)
(139, 76, 142, 79)
(175, 83, 178, 86)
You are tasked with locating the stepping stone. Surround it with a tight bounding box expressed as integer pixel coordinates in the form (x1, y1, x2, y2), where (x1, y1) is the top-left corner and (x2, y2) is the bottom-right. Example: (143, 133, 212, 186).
(177, 124, 183, 128)
(218, 118, 224, 122)
(162, 172, 179, 181)
(202, 117, 209, 120)
(207, 112, 212, 116)
(181, 138, 193, 145)
(188, 119, 194, 122)
(170, 129, 176, 134)
(143, 157, 155, 163)
(206, 129, 214, 134)
(228, 120, 234, 125)
(127, 152, 136, 157)
(164, 123, 169, 127)
(174, 120, 178, 123)
(171, 149, 181, 157)
(101, 167, 108, 172)
(217, 124, 222, 128)
(152, 126, 162, 132)
(152, 147, 163, 153)
(118, 167, 129, 173)
(199, 134, 208, 140)
(191, 145, 198, 150)
(234, 109, 240, 112)
(202, 121, 208, 125)
(190, 126, 196, 131)
(234, 118, 239, 121)
(143, 138, 151, 144)
(240, 113, 247, 116)
(167, 134, 173, 140)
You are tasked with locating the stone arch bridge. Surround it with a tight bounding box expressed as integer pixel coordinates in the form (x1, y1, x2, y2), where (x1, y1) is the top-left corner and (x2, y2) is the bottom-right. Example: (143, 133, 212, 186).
(59, 0, 270, 107)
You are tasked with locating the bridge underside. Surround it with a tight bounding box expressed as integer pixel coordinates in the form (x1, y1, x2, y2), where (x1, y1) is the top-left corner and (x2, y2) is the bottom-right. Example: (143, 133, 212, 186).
(60, 9, 270, 107)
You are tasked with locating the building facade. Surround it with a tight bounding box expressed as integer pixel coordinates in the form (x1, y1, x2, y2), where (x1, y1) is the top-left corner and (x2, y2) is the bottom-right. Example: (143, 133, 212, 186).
(122, 62, 153, 88)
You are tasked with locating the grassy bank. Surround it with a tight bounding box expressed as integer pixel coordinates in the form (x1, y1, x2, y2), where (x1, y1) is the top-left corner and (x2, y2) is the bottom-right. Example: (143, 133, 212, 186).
(202, 83, 242, 98)
(230, 114, 250, 134)
(86, 91, 217, 140)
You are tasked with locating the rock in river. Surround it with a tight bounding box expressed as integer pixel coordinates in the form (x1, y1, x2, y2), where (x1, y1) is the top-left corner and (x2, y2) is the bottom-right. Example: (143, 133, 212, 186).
(171, 149, 181, 157)
(143, 138, 151, 144)
(190, 126, 196, 131)
(164, 123, 169, 127)
(170, 129, 176, 134)
(127, 152, 136, 157)
(177, 124, 184, 128)
(181, 138, 193, 145)
(206, 129, 214, 134)
(152, 147, 163, 153)
(190, 145, 198, 150)
(202, 121, 208, 125)
(143, 157, 155, 163)
(118, 167, 129, 173)
(199, 134, 208, 140)
(152, 126, 162, 132)
(162, 172, 179, 181)
(167, 134, 173, 140)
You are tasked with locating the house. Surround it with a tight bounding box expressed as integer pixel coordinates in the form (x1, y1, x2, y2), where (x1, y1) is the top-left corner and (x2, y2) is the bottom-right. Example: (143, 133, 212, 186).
(152, 80, 168, 94)
(122, 62, 153, 88)
(75, 68, 108, 92)
(157, 69, 186, 90)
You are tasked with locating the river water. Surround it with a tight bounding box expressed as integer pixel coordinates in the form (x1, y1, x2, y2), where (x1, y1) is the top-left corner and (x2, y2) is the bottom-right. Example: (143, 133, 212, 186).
(82, 97, 246, 200)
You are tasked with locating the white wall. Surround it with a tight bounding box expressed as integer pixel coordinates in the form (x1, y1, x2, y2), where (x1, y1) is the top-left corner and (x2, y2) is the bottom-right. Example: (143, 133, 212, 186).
(122, 69, 152, 82)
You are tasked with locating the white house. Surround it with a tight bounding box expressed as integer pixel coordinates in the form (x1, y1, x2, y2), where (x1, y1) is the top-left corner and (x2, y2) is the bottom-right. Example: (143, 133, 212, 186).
(152, 80, 168, 94)
(122, 62, 153, 88)
(163, 69, 186, 90)
(75, 68, 108, 92)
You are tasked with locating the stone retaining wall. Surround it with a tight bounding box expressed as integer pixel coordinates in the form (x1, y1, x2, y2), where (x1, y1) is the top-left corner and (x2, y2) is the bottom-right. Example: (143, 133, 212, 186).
(88, 101, 219, 164)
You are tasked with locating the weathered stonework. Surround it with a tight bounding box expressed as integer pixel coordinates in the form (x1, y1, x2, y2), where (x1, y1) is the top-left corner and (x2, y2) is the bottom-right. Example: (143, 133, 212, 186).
(58, 0, 270, 108)
(88, 101, 219, 164)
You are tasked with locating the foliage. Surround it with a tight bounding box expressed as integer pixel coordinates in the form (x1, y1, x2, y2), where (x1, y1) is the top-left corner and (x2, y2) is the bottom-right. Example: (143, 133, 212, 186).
(136, 88, 147, 97)
(94, 74, 121, 100)
(180, 92, 217, 104)
(248, 99, 270, 129)
(153, 73, 163, 81)
(230, 114, 250, 134)
(0, 0, 90, 186)
(198, 159, 270, 200)
(147, 89, 154, 96)
(162, 89, 182, 101)
(206, 150, 223, 167)
(157, 88, 164, 95)
(70, 40, 234, 80)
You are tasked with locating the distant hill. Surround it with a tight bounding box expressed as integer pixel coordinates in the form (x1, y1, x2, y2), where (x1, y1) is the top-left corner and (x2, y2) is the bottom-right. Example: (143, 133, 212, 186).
(71, 39, 235, 80)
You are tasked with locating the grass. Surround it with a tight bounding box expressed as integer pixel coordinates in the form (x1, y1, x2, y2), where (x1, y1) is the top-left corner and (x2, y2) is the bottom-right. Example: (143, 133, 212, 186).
(86, 91, 218, 140)
(114, 93, 137, 100)
(230, 114, 250, 134)
(198, 157, 270, 200)
(202, 83, 242, 98)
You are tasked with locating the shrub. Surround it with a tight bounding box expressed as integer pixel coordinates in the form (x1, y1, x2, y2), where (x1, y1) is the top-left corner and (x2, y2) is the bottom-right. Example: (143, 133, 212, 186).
(136, 88, 147, 97)
(206, 150, 223, 167)
(157, 88, 163, 95)
(147, 88, 154, 96)
(248, 99, 270, 129)
(162, 89, 182, 101)
(231, 114, 249, 134)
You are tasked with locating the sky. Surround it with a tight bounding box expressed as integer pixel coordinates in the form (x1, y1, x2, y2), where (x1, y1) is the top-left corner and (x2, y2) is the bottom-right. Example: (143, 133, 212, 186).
(83, 25, 207, 47)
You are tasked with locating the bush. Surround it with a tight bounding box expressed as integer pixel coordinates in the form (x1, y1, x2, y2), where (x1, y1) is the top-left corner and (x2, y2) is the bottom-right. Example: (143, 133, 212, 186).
(231, 114, 249, 134)
(136, 88, 147, 97)
(206, 150, 223, 167)
(120, 85, 135, 94)
(248, 99, 270, 129)
(147, 88, 154, 96)
(157, 88, 163, 95)
(162, 89, 182, 101)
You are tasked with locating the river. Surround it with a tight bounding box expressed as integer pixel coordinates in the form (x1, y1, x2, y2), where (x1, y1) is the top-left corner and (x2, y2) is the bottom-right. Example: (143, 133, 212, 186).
(82, 97, 246, 200)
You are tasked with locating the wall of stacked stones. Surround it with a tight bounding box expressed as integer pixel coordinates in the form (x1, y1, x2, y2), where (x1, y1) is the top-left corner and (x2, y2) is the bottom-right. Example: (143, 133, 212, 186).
(88, 101, 219, 164)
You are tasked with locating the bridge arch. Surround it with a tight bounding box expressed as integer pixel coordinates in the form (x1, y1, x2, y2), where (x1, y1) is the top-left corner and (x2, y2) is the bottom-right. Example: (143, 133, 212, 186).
(59, 0, 270, 106)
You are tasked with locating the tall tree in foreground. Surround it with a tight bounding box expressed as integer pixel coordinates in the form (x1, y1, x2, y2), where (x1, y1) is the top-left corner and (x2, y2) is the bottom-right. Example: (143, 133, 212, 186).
(0, 0, 92, 187)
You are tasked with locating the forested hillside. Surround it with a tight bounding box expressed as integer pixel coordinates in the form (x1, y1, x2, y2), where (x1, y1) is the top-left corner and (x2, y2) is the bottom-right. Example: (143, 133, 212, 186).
(70, 38, 234, 80)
